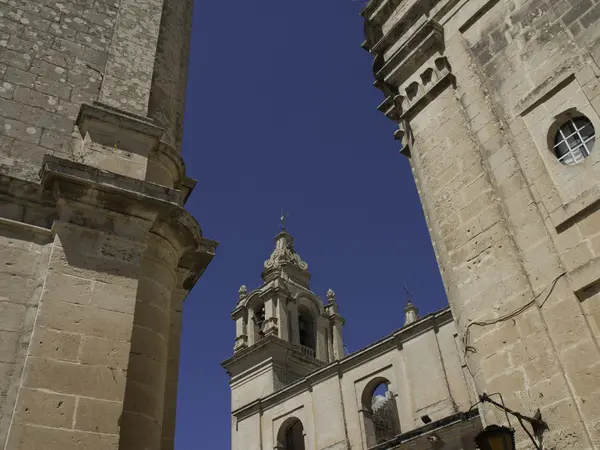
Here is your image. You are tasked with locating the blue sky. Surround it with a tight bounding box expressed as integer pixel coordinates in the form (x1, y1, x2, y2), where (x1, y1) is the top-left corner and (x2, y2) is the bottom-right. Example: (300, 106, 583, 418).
(175, 0, 448, 448)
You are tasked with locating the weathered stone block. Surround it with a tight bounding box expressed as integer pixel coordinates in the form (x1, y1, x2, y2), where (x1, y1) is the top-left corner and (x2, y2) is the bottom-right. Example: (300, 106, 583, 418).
(13, 388, 76, 428)
(74, 398, 122, 434)
(122, 382, 162, 421)
(0, 331, 19, 363)
(0, 302, 25, 332)
(30, 328, 81, 362)
(23, 357, 126, 401)
(37, 301, 133, 341)
(6, 423, 119, 450)
(13, 86, 57, 112)
(4, 68, 36, 89)
(42, 272, 92, 306)
(129, 326, 167, 363)
(79, 336, 130, 370)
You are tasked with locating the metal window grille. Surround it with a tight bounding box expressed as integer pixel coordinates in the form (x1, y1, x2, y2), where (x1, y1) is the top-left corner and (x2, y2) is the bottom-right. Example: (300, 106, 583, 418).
(553, 117, 595, 165)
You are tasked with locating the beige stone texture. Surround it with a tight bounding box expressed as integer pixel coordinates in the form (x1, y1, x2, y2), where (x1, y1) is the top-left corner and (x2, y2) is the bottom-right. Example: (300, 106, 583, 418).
(359, 0, 600, 447)
(0, 4, 217, 450)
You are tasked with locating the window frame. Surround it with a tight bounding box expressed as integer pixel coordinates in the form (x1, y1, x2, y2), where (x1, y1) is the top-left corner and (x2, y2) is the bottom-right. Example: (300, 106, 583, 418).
(552, 116, 595, 165)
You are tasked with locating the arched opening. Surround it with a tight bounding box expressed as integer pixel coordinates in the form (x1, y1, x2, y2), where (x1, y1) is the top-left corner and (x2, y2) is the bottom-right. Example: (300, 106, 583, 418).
(252, 304, 266, 341)
(361, 379, 401, 448)
(277, 417, 305, 450)
(298, 306, 315, 351)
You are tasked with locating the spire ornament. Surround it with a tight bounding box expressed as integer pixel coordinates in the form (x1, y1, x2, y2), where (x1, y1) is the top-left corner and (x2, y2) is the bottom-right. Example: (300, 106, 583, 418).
(403, 282, 419, 326)
(280, 205, 289, 231)
(264, 231, 308, 271)
(327, 289, 336, 303)
(239, 285, 248, 299)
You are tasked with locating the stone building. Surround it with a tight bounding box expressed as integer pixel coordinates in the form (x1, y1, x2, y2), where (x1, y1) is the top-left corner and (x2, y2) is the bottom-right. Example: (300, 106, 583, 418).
(223, 230, 483, 450)
(225, 1, 600, 449)
(360, 0, 600, 448)
(0, 1, 216, 450)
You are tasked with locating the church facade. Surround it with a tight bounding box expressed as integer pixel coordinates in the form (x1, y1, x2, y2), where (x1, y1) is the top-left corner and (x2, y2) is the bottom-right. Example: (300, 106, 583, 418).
(0, 1, 215, 450)
(223, 231, 482, 450)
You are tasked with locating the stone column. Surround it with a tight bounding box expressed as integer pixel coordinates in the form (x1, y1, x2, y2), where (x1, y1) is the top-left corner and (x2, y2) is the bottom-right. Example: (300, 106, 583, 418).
(325, 291, 345, 360)
(262, 294, 279, 338)
(160, 287, 185, 450)
(247, 308, 260, 346)
(5, 207, 150, 450)
(332, 317, 344, 360)
(276, 296, 290, 342)
(118, 232, 180, 450)
(233, 308, 248, 352)
(287, 300, 300, 346)
(327, 327, 334, 363)
(315, 316, 329, 361)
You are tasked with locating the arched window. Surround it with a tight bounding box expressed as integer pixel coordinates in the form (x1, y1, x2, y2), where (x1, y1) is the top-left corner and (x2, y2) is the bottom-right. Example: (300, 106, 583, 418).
(277, 418, 305, 450)
(361, 379, 401, 447)
(252, 304, 266, 341)
(552, 115, 595, 165)
(298, 306, 315, 351)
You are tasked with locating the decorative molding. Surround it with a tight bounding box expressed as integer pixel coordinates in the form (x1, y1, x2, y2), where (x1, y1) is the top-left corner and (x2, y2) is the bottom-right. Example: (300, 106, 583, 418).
(229, 307, 454, 417)
(264, 231, 308, 272)
(375, 19, 444, 88)
(399, 59, 455, 121)
(77, 102, 163, 157)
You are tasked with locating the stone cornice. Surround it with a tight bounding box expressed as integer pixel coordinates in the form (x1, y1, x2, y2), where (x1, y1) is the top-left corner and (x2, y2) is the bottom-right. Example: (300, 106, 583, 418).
(39, 155, 217, 295)
(230, 307, 453, 417)
(221, 335, 324, 380)
(41, 155, 184, 209)
(0, 216, 54, 245)
(78, 102, 164, 141)
(375, 19, 444, 87)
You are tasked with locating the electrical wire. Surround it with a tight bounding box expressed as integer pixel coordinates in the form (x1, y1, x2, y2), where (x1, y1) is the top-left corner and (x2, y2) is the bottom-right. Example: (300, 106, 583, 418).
(462, 271, 566, 360)
(460, 272, 565, 449)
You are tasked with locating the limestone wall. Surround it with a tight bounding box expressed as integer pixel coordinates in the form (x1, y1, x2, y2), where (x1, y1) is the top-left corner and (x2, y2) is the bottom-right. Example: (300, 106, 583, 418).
(0, 2, 215, 450)
(0, 220, 52, 449)
(230, 310, 474, 450)
(0, 0, 192, 183)
(362, 0, 600, 447)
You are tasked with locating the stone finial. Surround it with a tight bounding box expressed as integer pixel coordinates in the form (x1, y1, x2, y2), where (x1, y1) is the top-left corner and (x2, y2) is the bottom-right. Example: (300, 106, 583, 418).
(327, 289, 336, 303)
(404, 300, 419, 326)
(264, 231, 308, 271)
(239, 285, 248, 299)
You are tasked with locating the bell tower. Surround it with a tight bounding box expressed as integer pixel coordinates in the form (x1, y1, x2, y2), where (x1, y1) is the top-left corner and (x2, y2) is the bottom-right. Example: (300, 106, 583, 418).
(222, 228, 345, 410)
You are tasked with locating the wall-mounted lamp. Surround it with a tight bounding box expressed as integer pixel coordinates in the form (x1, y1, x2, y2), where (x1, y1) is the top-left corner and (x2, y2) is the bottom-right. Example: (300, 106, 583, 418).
(474, 393, 548, 450)
(474, 425, 515, 450)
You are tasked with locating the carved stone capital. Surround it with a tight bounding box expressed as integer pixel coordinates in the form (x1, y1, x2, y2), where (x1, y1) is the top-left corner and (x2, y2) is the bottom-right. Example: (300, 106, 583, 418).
(262, 317, 279, 337)
(234, 335, 248, 352)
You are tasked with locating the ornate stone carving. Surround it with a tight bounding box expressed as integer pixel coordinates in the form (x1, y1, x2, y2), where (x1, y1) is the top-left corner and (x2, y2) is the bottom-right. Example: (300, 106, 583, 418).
(239, 285, 248, 299)
(264, 231, 308, 271)
(327, 289, 336, 303)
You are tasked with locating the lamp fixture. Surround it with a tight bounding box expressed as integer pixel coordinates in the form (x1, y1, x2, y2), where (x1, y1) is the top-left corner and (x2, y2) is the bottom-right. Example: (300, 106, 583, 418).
(473, 393, 548, 450)
(474, 424, 515, 450)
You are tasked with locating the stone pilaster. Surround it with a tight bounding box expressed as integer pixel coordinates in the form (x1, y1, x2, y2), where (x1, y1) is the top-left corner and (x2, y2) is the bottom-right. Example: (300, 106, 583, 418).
(1, 155, 216, 450)
(160, 286, 185, 450)
(5, 160, 157, 450)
